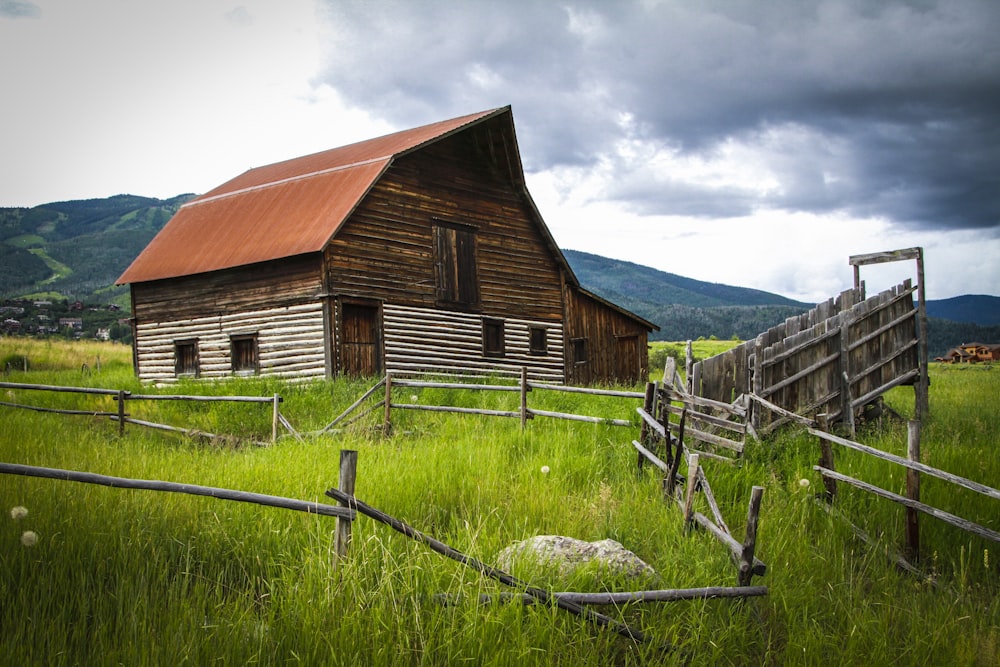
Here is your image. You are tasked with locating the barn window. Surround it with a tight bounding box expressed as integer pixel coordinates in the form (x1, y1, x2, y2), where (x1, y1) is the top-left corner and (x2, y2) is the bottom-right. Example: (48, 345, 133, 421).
(529, 326, 548, 356)
(572, 337, 588, 365)
(482, 318, 505, 357)
(434, 223, 479, 308)
(230, 334, 258, 375)
(174, 340, 199, 377)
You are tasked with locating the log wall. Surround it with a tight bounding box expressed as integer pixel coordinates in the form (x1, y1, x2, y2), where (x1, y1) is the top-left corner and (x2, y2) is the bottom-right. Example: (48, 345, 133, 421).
(380, 304, 564, 382)
(134, 302, 326, 383)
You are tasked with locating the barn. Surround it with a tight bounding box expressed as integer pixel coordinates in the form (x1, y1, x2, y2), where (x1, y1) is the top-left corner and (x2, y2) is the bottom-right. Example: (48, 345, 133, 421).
(116, 106, 657, 385)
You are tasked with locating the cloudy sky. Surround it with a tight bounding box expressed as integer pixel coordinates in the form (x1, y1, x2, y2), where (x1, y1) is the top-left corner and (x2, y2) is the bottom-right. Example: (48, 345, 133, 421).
(2, 0, 998, 302)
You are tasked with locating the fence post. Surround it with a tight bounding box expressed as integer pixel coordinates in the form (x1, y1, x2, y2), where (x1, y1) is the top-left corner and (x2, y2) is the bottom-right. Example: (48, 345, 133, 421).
(739, 486, 765, 586)
(520, 367, 528, 431)
(117, 390, 127, 436)
(683, 453, 700, 528)
(383, 373, 393, 437)
(638, 382, 655, 474)
(685, 341, 694, 393)
(839, 313, 856, 436)
(334, 449, 358, 563)
(816, 414, 837, 502)
(906, 420, 921, 560)
(271, 394, 280, 445)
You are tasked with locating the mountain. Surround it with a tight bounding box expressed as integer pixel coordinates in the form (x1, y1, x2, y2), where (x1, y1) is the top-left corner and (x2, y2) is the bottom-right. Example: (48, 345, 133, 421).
(0, 194, 192, 303)
(1, 195, 997, 357)
(564, 249, 813, 341)
(564, 249, 1000, 354)
(924, 295, 1000, 327)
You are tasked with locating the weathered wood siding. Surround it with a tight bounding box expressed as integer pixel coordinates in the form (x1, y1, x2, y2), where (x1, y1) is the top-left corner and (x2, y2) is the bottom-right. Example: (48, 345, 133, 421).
(323, 116, 567, 380)
(130, 256, 325, 382)
(563, 287, 650, 385)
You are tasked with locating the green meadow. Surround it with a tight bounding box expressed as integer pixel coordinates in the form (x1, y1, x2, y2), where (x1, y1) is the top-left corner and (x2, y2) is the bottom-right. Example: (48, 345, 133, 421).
(1, 338, 997, 665)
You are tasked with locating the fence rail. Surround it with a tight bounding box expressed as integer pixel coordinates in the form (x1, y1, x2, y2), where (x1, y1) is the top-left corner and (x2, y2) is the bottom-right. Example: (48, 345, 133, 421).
(0, 381, 286, 445)
(812, 420, 1000, 569)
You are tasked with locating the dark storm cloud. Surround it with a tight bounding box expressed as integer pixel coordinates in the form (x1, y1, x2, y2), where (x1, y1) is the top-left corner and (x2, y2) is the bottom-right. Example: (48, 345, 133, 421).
(0, 0, 40, 19)
(316, 0, 1000, 230)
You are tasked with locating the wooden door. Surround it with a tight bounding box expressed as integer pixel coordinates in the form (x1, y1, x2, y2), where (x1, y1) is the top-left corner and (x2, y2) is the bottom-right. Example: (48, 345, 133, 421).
(615, 335, 641, 385)
(339, 302, 382, 377)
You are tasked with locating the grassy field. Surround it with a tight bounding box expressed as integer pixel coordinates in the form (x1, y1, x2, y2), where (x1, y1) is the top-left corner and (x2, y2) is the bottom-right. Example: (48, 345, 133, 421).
(1, 338, 998, 665)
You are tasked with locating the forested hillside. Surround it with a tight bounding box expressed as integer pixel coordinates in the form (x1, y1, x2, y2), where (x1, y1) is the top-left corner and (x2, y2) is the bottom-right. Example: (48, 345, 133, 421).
(1, 196, 997, 356)
(0, 194, 192, 303)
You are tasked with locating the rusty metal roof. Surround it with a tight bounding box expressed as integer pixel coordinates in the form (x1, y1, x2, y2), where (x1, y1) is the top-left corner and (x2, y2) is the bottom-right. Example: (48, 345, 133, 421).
(117, 108, 504, 284)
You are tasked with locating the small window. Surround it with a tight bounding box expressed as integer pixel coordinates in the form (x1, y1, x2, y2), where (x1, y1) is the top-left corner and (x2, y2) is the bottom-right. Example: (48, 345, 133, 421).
(572, 338, 588, 365)
(174, 340, 199, 377)
(231, 334, 258, 375)
(483, 318, 505, 357)
(529, 327, 548, 356)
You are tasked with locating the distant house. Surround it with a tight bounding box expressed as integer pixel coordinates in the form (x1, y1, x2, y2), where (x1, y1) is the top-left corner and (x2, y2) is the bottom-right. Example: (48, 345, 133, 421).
(58, 317, 83, 330)
(937, 342, 1000, 363)
(117, 107, 657, 385)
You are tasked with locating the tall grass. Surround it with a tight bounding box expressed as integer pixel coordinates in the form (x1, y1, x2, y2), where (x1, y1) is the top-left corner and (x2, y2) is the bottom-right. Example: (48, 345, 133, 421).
(0, 338, 997, 665)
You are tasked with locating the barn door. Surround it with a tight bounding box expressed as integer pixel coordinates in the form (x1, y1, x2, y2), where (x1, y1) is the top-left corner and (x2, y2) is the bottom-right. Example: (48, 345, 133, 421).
(339, 301, 382, 378)
(615, 335, 641, 385)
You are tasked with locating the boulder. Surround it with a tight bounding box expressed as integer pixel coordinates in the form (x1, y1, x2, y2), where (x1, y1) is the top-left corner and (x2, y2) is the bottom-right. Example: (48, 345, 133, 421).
(496, 535, 656, 581)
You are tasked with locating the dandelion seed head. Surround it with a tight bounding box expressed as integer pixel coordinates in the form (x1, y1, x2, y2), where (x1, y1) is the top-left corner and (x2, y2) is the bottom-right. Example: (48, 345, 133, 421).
(540, 465, 550, 474)
(410, 395, 418, 402)
(798, 478, 810, 488)
(10, 506, 28, 520)
(21, 531, 38, 547)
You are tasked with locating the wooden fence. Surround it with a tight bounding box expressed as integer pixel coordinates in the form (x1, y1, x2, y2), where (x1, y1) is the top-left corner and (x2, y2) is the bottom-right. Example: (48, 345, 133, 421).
(690, 279, 921, 436)
(631, 415, 766, 585)
(812, 419, 1000, 574)
(0, 449, 767, 649)
(324, 370, 646, 436)
(0, 381, 289, 445)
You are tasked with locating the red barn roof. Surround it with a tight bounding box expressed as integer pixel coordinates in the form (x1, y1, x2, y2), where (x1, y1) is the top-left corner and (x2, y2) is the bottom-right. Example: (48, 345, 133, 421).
(117, 108, 503, 284)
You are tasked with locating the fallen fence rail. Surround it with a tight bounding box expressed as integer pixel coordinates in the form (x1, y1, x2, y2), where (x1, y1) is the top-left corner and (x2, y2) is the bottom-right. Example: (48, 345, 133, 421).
(0, 462, 354, 520)
(437, 585, 768, 606)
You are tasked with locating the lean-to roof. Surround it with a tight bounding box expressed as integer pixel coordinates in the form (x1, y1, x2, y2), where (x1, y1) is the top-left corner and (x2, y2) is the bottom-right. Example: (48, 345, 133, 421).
(117, 108, 502, 284)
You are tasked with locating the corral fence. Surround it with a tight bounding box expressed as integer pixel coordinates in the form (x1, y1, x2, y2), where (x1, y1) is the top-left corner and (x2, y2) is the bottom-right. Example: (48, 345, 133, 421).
(0, 381, 290, 446)
(689, 248, 929, 437)
(634, 381, 765, 585)
(812, 417, 1000, 576)
(322, 369, 646, 436)
(0, 450, 768, 650)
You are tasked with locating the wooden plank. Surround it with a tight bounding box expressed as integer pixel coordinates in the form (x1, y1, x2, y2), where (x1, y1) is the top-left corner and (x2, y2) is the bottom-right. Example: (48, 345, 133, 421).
(849, 247, 922, 266)
(809, 428, 1000, 502)
(448, 586, 768, 605)
(812, 467, 1000, 544)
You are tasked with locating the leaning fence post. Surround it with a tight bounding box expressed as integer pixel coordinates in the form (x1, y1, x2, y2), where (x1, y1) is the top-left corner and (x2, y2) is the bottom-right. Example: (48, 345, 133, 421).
(638, 382, 655, 474)
(334, 449, 358, 563)
(738, 486, 765, 586)
(683, 453, 700, 528)
(816, 414, 837, 502)
(383, 373, 393, 437)
(685, 341, 694, 393)
(117, 390, 127, 436)
(906, 420, 921, 560)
